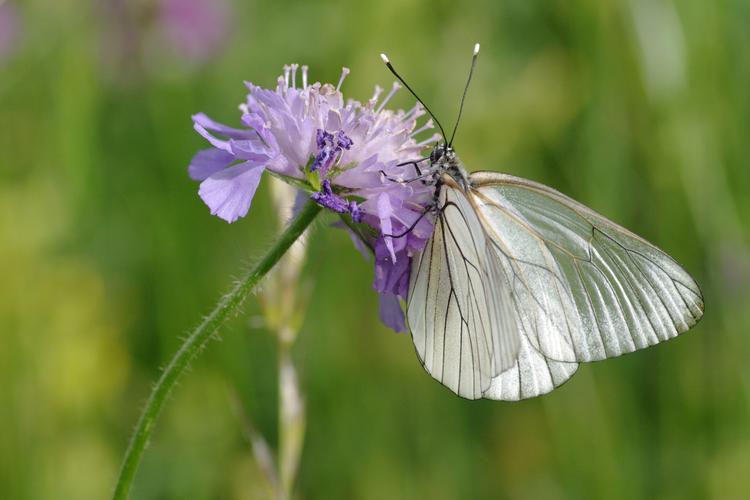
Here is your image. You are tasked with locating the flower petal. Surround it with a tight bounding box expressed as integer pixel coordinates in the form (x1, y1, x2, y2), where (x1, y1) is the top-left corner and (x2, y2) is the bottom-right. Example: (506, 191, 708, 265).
(379, 292, 406, 333)
(230, 138, 271, 162)
(198, 161, 265, 223)
(188, 148, 235, 180)
(373, 238, 410, 296)
(376, 193, 397, 261)
(193, 113, 259, 153)
(193, 112, 255, 139)
(241, 113, 278, 150)
(194, 122, 231, 152)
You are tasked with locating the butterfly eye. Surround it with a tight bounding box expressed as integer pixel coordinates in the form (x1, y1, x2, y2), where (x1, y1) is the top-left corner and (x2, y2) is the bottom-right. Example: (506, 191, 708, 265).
(430, 147, 443, 164)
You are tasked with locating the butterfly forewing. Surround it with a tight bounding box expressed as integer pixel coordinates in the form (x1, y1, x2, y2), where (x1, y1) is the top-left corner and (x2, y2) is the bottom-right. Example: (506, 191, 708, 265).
(407, 181, 520, 399)
(469, 172, 704, 364)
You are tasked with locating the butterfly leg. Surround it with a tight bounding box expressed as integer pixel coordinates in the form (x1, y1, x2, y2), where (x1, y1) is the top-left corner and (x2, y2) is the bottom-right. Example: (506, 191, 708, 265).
(398, 157, 428, 177)
(381, 201, 438, 239)
(379, 157, 433, 185)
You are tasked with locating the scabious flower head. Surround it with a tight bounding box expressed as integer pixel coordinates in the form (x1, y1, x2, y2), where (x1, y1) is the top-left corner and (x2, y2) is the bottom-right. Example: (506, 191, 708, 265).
(189, 64, 440, 331)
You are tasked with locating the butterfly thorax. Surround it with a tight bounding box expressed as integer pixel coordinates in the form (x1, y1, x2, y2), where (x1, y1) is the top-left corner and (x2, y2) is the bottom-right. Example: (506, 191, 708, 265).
(429, 144, 470, 194)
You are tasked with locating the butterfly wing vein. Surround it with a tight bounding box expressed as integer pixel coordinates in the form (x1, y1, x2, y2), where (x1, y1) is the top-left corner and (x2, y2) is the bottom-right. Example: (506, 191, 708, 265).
(407, 186, 519, 399)
(471, 173, 704, 366)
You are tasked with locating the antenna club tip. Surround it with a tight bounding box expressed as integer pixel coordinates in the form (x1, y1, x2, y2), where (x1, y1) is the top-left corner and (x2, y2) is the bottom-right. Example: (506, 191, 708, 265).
(380, 53, 390, 64)
(473, 43, 480, 55)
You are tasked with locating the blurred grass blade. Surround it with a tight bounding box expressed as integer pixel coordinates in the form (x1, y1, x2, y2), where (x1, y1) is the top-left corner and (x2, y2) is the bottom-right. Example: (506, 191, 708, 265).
(226, 386, 280, 496)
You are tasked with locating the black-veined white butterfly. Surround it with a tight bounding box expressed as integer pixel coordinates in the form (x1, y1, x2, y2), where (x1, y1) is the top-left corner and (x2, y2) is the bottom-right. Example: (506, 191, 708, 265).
(381, 44, 704, 400)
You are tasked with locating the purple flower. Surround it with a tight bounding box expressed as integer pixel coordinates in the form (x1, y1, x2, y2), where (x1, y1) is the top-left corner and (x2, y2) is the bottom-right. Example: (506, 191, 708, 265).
(379, 292, 406, 332)
(189, 65, 440, 331)
(158, 0, 230, 63)
(0, 2, 21, 64)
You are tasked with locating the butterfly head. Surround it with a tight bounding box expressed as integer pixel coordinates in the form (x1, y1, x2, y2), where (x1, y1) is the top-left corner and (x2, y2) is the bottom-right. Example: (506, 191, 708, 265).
(380, 44, 479, 191)
(429, 143, 453, 164)
(429, 143, 469, 190)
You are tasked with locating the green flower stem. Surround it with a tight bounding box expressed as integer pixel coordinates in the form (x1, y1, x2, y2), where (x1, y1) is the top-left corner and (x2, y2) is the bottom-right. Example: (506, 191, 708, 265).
(113, 200, 322, 500)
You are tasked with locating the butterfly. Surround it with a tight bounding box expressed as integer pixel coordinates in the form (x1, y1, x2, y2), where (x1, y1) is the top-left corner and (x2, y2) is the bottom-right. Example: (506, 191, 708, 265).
(381, 44, 704, 400)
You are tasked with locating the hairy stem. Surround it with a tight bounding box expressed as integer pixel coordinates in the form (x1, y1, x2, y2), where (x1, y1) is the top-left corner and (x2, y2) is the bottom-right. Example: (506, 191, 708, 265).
(113, 201, 322, 500)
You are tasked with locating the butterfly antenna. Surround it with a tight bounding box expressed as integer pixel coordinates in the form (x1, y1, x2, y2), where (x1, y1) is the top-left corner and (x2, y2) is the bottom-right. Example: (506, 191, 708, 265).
(448, 43, 480, 148)
(380, 53, 448, 144)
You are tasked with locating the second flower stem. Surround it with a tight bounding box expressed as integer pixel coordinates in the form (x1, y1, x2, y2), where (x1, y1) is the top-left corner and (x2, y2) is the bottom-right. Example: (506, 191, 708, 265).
(113, 200, 322, 500)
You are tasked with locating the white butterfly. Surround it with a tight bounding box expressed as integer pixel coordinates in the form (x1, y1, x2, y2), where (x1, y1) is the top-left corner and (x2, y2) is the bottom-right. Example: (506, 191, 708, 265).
(383, 45, 704, 400)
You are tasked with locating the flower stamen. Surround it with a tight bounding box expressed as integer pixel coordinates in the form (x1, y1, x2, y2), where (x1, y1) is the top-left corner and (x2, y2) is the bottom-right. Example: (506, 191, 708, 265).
(417, 132, 442, 147)
(411, 119, 435, 137)
(336, 67, 350, 91)
(376, 82, 401, 113)
(311, 180, 362, 222)
(291, 63, 299, 89)
(283, 65, 291, 89)
(403, 103, 424, 121)
(369, 85, 384, 107)
(311, 128, 354, 176)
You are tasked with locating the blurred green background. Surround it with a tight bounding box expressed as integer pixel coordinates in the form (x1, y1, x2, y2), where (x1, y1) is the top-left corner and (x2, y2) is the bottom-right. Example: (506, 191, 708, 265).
(1, 0, 749, 498)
